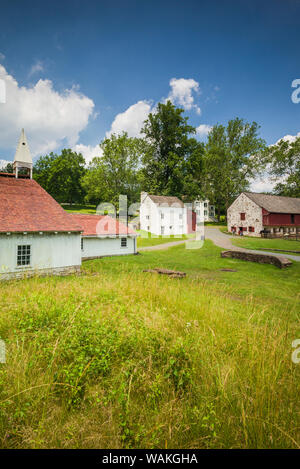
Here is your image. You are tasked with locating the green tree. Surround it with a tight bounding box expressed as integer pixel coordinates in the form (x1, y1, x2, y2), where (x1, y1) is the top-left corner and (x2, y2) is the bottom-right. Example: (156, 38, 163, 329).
(0, 162, 13, 173)
(34, 149, 86, 204)
(81, 133, 143, 209)
(265, 136, 300, 197)
(141, 100, 205, 198)
(203, 118, 266, 219)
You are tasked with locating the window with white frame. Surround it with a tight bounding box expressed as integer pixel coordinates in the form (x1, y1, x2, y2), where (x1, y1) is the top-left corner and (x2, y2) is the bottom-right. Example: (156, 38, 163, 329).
(161, 226, 165, 234)
(179, 213, 183, 219)
(161, 213, 164, 219)
(81, 238, 84, 250)
(121, 237, 127, 247)
(146, 215, 150, 220)
(17, 245, 31, 266)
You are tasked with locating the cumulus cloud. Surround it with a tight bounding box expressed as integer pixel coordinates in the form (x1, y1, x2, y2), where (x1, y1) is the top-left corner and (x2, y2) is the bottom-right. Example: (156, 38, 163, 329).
(275, 132, 300, 144)
(196, 124, 212, 137)
(28, 60, 44, 77)
(249, 177, 276, 193)
(167, 78, 201, 114)
(106, 100, 152, 138)
(0, 159, 11, 169)
(72, 143, 103, 164)
(0, 65, 95, 157)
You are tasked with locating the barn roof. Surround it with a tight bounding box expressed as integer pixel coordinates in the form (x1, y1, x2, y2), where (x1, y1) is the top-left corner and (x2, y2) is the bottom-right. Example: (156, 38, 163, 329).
(147, 194, 184, 208)
(244, 192, 300, 214)
(70, 213, 137, 237)
(0, 174, 82, 233)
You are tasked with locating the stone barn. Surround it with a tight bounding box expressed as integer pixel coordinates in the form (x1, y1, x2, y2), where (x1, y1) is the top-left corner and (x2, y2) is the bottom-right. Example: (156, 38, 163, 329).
(227, 192, 300, 237)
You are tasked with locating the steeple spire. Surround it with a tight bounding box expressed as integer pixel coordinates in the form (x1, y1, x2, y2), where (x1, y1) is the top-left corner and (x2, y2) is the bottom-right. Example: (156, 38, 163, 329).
(13, 129, 33, 178)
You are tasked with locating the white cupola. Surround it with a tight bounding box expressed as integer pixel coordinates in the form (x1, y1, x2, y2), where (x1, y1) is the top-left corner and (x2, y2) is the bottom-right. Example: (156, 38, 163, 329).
(13, 129, 33, 178)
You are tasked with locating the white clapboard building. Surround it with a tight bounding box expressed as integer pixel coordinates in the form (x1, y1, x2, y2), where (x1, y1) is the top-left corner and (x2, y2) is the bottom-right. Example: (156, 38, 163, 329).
(140, 192, 188, 236)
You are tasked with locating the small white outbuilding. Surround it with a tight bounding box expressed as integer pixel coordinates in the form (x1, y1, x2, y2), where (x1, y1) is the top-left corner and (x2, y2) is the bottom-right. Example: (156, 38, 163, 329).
(70, 213, 138, 259)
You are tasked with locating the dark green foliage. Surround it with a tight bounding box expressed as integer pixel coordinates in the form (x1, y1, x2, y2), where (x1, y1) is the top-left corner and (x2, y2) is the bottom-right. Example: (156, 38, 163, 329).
(141, 101, 205, 199)
(33, 149, 86, 204)
(203, 118, 266, 218)
(264, 136, 300, 197)
(82, 133, 143, 209)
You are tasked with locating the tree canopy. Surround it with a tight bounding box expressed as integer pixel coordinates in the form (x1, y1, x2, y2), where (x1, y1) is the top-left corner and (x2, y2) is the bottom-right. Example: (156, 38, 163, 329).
(33, 149, 86, 204)
(203, 118, 266, 217)
(81, 133, 143, 210)
(264, 136, 300, 198)
(141, 101, 205, 199)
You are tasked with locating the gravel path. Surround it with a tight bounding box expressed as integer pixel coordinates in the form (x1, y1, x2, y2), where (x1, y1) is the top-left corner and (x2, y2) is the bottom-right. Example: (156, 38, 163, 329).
(204, 227, 300, 262)
(138, 228, 300, 262)
(138, 239, 192, 251)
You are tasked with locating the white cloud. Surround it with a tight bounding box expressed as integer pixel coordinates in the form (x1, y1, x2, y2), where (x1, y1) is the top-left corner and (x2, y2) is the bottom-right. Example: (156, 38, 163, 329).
(0, 53, 5, 62)
(0, 64, 95, 157)
(250, 177, 276, 193)
(0, 159, 11, 169)
(275, 132, 300, 144)
(106, 100, 152, 138)
(72, 143, 102, 164)
(28, 60, 44, 77)
(167, 78, 201, 114)
(196, 124, 212, 137)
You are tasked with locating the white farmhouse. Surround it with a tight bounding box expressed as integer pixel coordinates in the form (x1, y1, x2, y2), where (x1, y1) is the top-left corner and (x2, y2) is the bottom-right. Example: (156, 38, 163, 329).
(0, 130, 82, 280)
(140, 192, 188, 236)
(193, 199, 216, 222)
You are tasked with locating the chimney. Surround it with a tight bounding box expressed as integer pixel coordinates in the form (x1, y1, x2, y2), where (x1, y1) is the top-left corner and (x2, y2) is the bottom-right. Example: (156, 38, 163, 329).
(13, 129, 33, 179)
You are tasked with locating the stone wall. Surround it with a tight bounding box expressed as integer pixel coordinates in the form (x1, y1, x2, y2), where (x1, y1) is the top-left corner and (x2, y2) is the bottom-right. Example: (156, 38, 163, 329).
(0, 265, 81, 281)
(227, 193, 263, 237)
(221, 250, 292, 268)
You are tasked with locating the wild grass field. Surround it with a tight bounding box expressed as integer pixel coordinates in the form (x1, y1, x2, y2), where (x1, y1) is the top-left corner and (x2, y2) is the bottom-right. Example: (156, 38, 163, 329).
(0, 240, 299, 449)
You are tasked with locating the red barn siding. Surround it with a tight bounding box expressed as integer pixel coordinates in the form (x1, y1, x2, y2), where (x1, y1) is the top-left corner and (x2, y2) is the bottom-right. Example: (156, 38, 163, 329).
(262, 210, 300, 226)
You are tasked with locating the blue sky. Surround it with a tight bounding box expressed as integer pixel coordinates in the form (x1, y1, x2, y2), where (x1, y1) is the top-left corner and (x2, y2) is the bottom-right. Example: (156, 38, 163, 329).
(0, 0, 300, 189)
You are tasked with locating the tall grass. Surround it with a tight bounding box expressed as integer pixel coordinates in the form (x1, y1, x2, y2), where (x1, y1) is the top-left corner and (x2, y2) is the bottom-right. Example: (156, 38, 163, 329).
(0, 242, 299, 448)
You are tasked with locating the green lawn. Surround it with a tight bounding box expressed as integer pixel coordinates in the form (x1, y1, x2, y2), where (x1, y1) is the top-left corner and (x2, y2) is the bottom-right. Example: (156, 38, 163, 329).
(137, 230, 190, 247)
(61, 204, 97, 214)
(231, 236, 300, 254)
(0, 241, 299, 449)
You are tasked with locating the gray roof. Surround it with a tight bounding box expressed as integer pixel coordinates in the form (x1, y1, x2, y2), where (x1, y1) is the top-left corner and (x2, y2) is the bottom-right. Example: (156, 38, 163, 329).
(148, 194, 184, 208)
(244, 192, 300, 214)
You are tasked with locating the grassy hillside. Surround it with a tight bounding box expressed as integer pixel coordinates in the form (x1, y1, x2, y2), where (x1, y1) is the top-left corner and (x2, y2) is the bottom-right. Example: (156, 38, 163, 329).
(0, 241, 299, 448)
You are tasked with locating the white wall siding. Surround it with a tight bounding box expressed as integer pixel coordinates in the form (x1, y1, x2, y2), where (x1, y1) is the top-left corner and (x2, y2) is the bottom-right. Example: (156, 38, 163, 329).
(140, 195, 187, 235)
(0, 232, 81, 277)
(82, 236, 136, 259)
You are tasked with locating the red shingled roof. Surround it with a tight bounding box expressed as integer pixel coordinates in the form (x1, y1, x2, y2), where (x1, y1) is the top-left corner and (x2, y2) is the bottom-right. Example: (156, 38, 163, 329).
(0, 175, 82, 233)
(70, 213, 137, 236)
